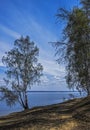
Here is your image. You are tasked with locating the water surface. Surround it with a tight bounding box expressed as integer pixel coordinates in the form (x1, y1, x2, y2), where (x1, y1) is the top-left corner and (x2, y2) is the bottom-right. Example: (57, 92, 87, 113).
(0, 91, 85, 116)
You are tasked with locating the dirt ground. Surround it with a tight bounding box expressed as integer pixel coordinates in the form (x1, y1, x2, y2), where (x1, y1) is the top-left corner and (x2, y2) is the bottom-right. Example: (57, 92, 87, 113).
(0, 97, 90, 130)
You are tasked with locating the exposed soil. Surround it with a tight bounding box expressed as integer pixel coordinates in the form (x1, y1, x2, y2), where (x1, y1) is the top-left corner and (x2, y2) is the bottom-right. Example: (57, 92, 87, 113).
(0, 96, 90, 130)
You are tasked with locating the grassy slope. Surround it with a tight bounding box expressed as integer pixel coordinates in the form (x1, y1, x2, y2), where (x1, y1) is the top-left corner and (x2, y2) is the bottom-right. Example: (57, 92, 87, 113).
(0, 96, 90, 130)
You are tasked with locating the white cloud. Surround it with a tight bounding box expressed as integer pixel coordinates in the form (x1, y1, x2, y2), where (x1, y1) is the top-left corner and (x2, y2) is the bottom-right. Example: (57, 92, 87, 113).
(0, 41, 13, 67)
(39, 58, 65, 77)
(38, 58, 67, 91)
(21, 17, 67, 89)
(0, 41, 12, 52)
(0, 6, 67, 90)
(0, 79, 5, 86)
(40, 75, 49, 83)
(0, 24, 20, 39)
(29, 19, 57, 43)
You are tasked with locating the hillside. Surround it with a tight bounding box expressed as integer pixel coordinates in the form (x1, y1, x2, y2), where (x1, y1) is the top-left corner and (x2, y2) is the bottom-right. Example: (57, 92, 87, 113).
(0, 96, 90, 130)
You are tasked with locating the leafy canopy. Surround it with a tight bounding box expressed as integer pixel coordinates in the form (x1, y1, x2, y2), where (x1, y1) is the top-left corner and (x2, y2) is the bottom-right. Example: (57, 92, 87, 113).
(0, 36, 43, 109)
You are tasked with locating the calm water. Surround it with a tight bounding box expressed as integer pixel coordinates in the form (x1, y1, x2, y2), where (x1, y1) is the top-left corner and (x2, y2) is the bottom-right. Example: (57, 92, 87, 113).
(0, 91, 85, 116)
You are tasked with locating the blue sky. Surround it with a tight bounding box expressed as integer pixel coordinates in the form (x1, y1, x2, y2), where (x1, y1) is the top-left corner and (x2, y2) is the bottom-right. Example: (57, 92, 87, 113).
(0, 0, 79, 91)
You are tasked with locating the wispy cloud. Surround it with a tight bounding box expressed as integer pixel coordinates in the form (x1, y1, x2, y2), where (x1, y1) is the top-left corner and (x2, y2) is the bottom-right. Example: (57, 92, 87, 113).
(39, 59, 65, 76)
(0, 40, 13, 67)
(0, 0, 67, 91)
(38, 58, 67, 91)
(0, 24, 20, 39)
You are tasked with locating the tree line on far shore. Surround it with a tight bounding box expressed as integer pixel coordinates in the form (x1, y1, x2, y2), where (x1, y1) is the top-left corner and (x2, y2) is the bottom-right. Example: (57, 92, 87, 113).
(0, 0, 90, 110)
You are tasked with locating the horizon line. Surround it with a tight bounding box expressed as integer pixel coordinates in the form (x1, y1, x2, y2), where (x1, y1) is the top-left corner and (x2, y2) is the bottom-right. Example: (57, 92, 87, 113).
(0, 90, 81, 92)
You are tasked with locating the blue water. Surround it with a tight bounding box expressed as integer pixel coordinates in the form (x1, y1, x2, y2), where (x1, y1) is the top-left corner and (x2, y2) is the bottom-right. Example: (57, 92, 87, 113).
(0, 91, 85, 116)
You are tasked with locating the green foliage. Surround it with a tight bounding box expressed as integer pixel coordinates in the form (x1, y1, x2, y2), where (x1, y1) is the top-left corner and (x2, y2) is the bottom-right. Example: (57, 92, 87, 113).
(54, 1, 90, 95)
(0, 36, 43, 109)
(0, 87, 18, 106)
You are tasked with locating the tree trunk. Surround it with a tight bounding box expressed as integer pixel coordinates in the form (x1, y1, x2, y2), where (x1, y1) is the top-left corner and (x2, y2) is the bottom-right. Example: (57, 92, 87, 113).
(87, 88, 90, 96)
(24, 93, 29, 110)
